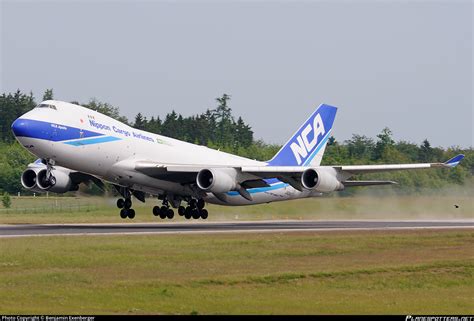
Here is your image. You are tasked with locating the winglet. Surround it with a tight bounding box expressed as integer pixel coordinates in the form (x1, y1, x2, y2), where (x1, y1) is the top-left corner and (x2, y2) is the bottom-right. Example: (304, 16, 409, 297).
(444, 154, 465, 167)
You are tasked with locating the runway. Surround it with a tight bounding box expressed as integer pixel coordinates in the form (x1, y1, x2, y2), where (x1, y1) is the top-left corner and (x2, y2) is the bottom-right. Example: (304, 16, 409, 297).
(0, 220, 472, 237)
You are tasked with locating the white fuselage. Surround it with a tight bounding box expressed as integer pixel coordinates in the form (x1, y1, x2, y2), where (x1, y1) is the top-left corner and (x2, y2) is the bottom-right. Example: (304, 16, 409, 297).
(14, 101, 319, 205)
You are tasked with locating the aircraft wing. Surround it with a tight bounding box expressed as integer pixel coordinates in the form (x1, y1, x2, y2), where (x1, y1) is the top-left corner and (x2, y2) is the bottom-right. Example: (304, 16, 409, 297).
(240, 154, 464, 190)
(134, 161, 225, 184)
(134, 154, 464, 191)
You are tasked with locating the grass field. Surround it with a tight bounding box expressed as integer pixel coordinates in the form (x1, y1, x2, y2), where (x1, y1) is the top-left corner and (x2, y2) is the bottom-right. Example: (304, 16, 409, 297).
(0, 194, 472, 223)
(0, 229, 472, 314)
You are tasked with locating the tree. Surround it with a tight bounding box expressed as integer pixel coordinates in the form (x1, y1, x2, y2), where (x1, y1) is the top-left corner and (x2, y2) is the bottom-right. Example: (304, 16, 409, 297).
(42, 89, 54, 101)
(134, 113, 146, 130)
(84, 98, 129, 124)
(395, 141, 419, 162)
(345, 134, 375, 160)
(418, 139, 434, 162)
(373, 127, 395, 160)
(212, 94, 233, 123)
(211, 94, 235, 147)
(145, 116, 162, 134)
(235, 116, 253, 148)
(161, 110, 179, 138)
(2, 192, 11, 208)
(0, 90, 36, 142)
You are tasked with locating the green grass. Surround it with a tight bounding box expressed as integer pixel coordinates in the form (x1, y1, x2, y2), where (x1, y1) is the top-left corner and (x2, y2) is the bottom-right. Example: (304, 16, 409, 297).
(0, 194, 472, 223)
(0, 229, 472, 314)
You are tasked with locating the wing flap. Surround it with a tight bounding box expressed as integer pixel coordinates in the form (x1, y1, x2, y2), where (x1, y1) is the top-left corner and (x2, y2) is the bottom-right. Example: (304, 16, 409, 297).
(336, 163, 434, 175)
(343, 180, 398, 187)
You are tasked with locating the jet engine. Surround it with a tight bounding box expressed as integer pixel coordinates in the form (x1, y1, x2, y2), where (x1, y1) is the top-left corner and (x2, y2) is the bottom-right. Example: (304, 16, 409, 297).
(36, 168, 77, 193)
(301, 167, 344, 192)
(20, 167, 44, 193)
(196, 168, 238, 193)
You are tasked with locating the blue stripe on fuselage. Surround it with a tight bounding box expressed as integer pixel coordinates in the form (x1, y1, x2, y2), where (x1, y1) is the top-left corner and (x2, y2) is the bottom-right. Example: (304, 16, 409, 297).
(12, 118, 103, 141)
(64, 136, 122, 146)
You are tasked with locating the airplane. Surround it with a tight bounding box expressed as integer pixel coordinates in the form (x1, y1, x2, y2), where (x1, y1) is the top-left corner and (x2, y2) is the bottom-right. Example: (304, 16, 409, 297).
(11, 100, 464, 220)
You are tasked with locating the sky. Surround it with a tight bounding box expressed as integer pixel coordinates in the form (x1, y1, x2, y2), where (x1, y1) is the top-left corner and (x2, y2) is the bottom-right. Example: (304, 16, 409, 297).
(1, 0, 472, 148)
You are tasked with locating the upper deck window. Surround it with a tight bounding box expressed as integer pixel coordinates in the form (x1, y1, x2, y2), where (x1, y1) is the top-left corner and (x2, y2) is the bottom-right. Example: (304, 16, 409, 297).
(36, 103, 57, 110)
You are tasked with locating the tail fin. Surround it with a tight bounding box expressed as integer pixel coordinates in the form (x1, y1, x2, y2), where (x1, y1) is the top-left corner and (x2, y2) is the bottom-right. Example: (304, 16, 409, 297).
(267, 104, 337, 167)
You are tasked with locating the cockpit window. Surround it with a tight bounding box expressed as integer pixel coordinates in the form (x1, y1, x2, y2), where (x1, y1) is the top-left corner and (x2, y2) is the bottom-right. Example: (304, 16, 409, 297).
(36, 103, 57, 110)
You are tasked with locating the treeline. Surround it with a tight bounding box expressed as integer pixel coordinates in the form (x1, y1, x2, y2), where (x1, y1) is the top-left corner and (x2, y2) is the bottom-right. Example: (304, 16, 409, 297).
(0, 89, 472, 195)
(132, 94, 254, 150)
(322, 129, 473, 194)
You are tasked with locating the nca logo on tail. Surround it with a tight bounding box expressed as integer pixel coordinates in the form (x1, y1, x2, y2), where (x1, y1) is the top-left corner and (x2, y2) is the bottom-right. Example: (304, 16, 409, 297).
(290, 113, 325, 165)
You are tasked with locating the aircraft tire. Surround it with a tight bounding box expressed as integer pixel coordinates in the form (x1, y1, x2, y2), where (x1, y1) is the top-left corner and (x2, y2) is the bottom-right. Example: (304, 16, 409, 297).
(120, 209, 128, 219)
(167, 209, 174, 219)
(184, 207, 192, 219)
(124, 198, 132, 209)
(192, 209, 200, 220)
(197, 199, 205, 210)
(153, 206, 160, 216)
(117, 199, 125, 209)
(200, 209, 208, 219)
(128, 208, 136, 219)
(159, 210, 167, 219)
(178, 206, 185, 216)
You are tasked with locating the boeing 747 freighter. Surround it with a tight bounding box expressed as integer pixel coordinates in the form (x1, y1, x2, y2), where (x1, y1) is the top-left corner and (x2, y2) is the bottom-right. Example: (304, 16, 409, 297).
(11, 101, 464, 220)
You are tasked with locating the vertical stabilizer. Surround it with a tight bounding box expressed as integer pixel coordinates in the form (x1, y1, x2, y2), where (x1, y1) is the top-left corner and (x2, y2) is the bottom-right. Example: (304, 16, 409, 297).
(267, 104, 337, 167)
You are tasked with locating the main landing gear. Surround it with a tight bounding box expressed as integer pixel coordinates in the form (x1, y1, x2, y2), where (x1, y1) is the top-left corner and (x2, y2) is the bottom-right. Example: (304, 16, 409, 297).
(178, 198, 208, 220)
(117, 197, 135, 219)
(115, 190, 209, 221)
(116, 187, 136, 219)
(152, 198, 174, 219)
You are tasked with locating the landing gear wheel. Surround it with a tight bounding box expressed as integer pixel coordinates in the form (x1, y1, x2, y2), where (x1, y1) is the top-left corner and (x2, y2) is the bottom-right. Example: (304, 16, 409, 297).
(120, 209, 128, 219)
(197, 199, 205, 210)
(200, 209, 208, 219)
(159, 209, 167, 219)
(124, 198, 132, 209)
(190, 199, 197, 209)
(192, 209, 200, 220)
(128, 208, 136, 219)
(166, 209, 174, 219)
(184, 207, 192, 219)
(117, 199, 125, 209)
(153, 206, 160, 216)
(178, 206, 185, 216)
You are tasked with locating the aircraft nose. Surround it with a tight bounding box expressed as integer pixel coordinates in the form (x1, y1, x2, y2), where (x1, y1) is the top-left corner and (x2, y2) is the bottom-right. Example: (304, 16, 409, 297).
(11, 118, 29, 137)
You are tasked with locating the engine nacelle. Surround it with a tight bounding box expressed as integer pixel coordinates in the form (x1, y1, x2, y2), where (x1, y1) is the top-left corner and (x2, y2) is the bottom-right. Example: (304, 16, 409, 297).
(21, 168, 44, 193)
(301, 168, 344, 193)
(36, 168, 74, 193)
(196, 168, 238, 193)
